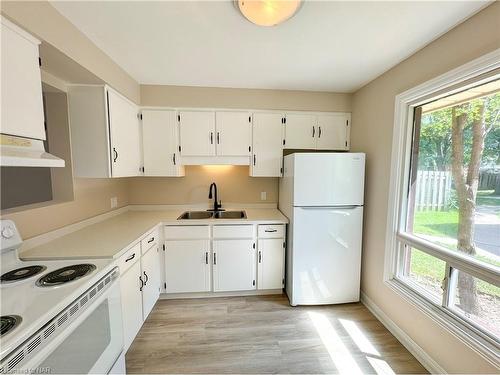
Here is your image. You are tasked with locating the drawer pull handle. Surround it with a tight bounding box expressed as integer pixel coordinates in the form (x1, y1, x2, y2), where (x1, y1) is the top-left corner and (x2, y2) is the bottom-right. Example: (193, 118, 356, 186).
(125, 253, 135, 262)
(147, 237, 155, 243)
(265, 229, 277, 233)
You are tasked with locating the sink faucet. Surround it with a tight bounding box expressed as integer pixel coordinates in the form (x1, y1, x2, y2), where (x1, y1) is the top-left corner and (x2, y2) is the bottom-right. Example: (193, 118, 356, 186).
(208, 182, 223, 212)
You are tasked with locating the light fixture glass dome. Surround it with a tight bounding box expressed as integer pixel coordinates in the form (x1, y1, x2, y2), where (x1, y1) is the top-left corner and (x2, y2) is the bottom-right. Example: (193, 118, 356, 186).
(237, 0, 302, 27)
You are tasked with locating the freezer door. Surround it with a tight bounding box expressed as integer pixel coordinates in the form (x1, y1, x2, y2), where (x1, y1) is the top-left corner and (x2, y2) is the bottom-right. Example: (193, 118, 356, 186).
(293, 153, 365, 206)
(290, 206, 363, 305)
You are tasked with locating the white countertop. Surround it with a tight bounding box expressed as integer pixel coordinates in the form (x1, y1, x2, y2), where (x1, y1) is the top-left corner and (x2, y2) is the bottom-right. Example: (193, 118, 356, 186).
(19, 208, 288, 261)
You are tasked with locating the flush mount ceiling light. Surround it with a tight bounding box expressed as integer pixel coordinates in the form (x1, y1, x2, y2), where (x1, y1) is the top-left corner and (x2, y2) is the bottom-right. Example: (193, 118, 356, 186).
(237, 0, 302, 27)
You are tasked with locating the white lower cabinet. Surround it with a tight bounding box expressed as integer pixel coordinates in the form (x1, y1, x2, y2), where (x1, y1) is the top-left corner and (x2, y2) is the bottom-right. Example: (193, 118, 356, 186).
(141, 245, 161, 319)
(257, 239, 285, 290)
(213, 239, 256, 292)
(165, 239, 211, 293)
(120, 260, 143, 351)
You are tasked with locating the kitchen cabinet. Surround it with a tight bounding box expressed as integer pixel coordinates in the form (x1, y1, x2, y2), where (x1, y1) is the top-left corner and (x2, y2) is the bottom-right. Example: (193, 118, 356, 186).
(68, 85, 142, 178)
(251, 112, 284, 177)
(213, 239, 256, 292)
(178, 110, 216, 157)
(141, 109, 184, 176)
(120, 258, 143, 351)
(316, 113, 350, 150)
(164, 239, 211, 293)
(283, 113, 316, 149)
(257, 239, 285, 290)
(1, 17, 45, 140)
(215, 111, 252, 157)
(284, 112, 350, 151)
(141, 245, 161, 319)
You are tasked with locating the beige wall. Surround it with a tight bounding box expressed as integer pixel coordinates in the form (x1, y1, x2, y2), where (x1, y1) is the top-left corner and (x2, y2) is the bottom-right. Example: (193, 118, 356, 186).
(1, 1, 140, 103)
(141, 85, 351, 111)
(350, 3, 500, 373)
(128, 166, 278, 206)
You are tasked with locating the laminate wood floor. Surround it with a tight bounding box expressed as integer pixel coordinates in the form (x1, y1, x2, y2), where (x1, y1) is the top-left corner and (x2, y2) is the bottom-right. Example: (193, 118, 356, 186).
(126, 294, 428, 374)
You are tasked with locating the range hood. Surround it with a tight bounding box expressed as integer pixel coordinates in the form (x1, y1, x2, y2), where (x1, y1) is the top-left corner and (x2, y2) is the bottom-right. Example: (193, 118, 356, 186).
(0, 134, 65, 168)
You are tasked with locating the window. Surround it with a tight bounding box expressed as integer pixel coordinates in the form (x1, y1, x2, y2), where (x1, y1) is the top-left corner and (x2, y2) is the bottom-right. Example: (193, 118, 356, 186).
(386, 51, 500, 363)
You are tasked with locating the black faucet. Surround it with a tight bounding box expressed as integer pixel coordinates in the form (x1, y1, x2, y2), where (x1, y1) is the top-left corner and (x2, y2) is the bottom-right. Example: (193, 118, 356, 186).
(208, 182, 223, 212)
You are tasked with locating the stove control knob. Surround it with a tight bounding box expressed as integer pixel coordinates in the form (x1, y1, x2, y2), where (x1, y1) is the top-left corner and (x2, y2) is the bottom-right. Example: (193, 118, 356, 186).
(2, 226, 14, 239)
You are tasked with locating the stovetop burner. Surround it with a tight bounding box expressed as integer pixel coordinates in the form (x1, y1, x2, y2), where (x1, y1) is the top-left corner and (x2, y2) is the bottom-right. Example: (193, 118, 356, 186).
(1, 265, 46, 283)
(1, 315, 21, 337)
(37, 264, 96, 287)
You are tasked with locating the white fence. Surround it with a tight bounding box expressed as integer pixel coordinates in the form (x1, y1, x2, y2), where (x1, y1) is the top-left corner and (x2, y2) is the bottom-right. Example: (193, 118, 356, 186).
(415, 171, 452, 211)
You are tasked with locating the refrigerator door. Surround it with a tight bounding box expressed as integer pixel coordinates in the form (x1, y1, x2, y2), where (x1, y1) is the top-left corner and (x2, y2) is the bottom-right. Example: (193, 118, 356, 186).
(293, 153, 365, 207)
(290, 206, 363, 305)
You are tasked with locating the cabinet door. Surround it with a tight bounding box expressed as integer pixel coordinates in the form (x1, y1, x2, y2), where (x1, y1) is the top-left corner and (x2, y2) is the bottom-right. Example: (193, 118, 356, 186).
(316, 113, 350, 150)
(179, 111, 216, 156)
(142, 110, 184, 176)
(141, 246, 161, 320)
(215, 111, 251, 157)
(284, 113, 316, 149)
(165, 240, 211, 293)
(257, 239, 285, 290)
(251, 113, 284, 177)
(213, 239, 256, 292)
(120, 261, 143, 351)
(107, 89, 142, 177)
(1, 18, 45, 140)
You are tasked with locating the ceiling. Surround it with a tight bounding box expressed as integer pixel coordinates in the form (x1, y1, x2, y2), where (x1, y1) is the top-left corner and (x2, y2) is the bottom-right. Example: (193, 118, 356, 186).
(50, 1, 489, 93)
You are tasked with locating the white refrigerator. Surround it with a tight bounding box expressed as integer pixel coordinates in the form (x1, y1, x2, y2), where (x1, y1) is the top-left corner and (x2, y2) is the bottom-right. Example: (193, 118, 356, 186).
(279, 153, 365, 306)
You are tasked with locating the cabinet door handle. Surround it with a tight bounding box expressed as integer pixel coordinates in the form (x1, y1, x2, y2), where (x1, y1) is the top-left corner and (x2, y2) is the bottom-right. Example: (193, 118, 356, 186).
(147, 237, 155, 243)
(113, 148, 118, 162)
(318, 126, 322, 138)
(265, 229, 277, 233)
(125, 253, 135, 262)
(144, 271, 148, 285)
(312, 126, 315, 138)
(253, 154, 256, 166)
(217, 132, 220, 144)
(213, 252, 217, 265)
(139, 275, 144, 291)
(258, 251, 262, 263)
(205, 252, 209, 265)
(173, 153, 176, 165)
(210, 132, 214, 144)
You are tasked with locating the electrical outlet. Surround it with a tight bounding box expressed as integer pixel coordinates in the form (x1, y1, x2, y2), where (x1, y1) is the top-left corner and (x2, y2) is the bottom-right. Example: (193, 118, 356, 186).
(260, 191, 267, 201)
(110, 197, 118, 208)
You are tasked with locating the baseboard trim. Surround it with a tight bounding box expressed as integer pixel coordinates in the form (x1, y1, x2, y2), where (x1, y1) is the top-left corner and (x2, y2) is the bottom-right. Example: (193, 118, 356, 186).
(360, 291, 446, 374)
(160, 289, 283, 300)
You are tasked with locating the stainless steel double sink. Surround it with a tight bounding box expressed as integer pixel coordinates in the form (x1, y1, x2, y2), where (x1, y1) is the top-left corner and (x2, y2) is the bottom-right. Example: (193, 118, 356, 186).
(177, 210, 247, 220)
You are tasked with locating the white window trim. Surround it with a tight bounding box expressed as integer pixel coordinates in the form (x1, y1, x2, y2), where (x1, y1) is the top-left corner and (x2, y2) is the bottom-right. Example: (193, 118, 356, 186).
(384, 48, 500, 367)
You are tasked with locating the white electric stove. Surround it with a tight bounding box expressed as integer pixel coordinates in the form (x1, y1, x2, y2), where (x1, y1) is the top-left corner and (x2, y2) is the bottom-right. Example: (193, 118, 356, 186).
(0, 220, 124, 374)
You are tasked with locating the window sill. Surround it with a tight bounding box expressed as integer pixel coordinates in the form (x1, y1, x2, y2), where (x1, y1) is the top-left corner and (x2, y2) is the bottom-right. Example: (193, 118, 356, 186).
(385, 277, 500, 367)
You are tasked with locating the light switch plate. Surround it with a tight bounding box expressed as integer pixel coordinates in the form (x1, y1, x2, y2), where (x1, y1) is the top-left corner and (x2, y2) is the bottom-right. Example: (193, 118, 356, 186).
(110, 197, 118, 208)
(260, 191, 267, 201)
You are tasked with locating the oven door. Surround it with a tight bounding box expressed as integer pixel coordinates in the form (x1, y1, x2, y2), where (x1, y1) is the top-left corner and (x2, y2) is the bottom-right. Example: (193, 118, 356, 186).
(23, 274, 124, 374)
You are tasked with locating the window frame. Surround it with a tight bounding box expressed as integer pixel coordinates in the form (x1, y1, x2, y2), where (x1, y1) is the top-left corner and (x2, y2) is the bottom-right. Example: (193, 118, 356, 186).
(384, 48, 500, 366)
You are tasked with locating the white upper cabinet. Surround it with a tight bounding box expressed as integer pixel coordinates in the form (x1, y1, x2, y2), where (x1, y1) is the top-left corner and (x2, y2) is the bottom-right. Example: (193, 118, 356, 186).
(178, 110, 216, 157)
(284, 112, 350, 151)
(1, 17, 45, 140)
(251, 112, 284, 177)
(215, 111, 251, 157)
(68, 85, 142, 178)
(141, 109, 184, 177)
(316, 113, 350, 150)
(107, 89, 142, 177)
(284, 113, 316, 149)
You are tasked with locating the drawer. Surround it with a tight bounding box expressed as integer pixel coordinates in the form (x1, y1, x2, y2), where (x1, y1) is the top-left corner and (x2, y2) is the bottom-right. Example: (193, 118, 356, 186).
(164, 225, 210, 239)
(258, 224, 285, 238)
(118, 242, 141, 275)
(141, 228, 159, 254)
(213, 225, 254, 239)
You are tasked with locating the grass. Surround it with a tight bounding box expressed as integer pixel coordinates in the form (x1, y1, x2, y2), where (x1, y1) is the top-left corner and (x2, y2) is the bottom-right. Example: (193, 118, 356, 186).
(477, 190, 500, 206)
